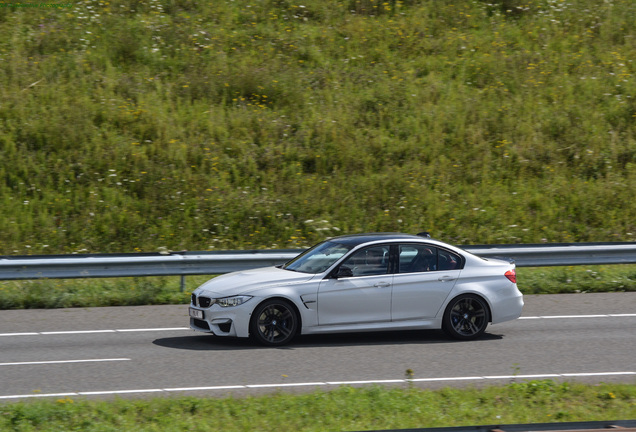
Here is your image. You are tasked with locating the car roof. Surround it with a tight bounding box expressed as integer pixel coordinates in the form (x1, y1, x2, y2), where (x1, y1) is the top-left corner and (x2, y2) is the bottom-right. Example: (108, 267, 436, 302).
(326, 233, 433, 247)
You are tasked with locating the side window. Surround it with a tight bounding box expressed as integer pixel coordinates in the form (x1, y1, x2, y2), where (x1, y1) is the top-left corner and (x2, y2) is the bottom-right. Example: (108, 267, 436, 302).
(340, 246, 390, 277)
(399, 245, 437, 273)
(439, 249, 461, 270)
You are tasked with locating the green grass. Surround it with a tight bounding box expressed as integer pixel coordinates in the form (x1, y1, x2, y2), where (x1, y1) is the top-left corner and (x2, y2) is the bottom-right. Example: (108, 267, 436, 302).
(519, 264, 636, 294)
(1, 381, 635, 431)
(1, 0, 635, 256)
(0, 275, 200, 309)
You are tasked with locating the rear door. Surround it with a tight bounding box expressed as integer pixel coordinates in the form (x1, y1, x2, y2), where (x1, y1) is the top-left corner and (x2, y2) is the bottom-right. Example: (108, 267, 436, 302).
(391, 244, 462, 321)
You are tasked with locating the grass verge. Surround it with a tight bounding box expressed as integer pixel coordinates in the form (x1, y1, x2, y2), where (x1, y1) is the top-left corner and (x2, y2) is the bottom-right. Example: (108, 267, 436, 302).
(1, 381, 635, 431)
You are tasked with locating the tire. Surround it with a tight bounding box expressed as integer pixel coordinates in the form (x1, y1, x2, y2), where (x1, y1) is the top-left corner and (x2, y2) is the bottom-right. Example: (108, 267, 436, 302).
(442, 294, 490, 340)
(250, 299, 299, 346)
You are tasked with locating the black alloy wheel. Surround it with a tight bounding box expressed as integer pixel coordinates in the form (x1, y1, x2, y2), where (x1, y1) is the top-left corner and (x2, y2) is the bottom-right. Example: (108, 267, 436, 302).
(442, 294, 490, 340)
(250, 299, 299, 346)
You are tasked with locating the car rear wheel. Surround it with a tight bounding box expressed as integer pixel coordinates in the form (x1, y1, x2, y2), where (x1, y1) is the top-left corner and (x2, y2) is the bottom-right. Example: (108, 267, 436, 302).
(250, 299, 298, 346)
(442, 294, 489, 340)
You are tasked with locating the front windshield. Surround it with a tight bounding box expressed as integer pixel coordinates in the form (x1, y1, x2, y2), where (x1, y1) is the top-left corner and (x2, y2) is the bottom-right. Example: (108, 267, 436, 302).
(283, 241, 353, 274)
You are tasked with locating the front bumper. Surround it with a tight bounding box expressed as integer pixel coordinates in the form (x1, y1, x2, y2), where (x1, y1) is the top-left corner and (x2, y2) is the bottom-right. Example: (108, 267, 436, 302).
(189, 303, 252, 338)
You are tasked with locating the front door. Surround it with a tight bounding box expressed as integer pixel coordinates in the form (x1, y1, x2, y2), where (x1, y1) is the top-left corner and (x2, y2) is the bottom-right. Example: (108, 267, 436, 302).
(317, 245, 392, 326)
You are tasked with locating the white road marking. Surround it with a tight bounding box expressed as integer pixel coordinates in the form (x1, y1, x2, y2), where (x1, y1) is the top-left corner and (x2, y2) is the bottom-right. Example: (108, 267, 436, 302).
(0, 371, 634, 400)
(42, 330, 116, 335)
(0, 332, 39, 337)
(325, 379, 404, 385)
(518, 314, 636, 319)
(167, 385, 245, 391)
(116, 327, 189, 332)
(0, 358, 131, 367)
(80, 389, 163, 396)
(0, 314, 635, 338)
(561, 371, 636, 377)
(246, 382, 329, 389)
(0, 327, 190, 337)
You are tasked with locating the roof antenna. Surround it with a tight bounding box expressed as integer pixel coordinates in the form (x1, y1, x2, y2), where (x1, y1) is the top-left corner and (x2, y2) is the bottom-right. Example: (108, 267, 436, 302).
(417, 232, 431, 238)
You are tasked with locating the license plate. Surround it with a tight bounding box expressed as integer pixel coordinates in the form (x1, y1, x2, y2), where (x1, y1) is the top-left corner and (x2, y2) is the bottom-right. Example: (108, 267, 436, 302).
(189, 308, 204, 319)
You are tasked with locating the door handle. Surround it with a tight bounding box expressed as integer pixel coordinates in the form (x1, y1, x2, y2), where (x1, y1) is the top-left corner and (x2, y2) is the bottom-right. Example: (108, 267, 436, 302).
(374, 282, 391, 288)
(438, 275, 456, 282)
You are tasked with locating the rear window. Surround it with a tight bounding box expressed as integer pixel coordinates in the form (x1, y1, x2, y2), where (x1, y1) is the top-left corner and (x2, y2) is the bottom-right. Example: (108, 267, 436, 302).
(398, 244, 462, 273)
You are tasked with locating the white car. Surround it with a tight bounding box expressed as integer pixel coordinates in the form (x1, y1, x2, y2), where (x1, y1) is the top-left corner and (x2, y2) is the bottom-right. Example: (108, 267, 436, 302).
(189, 233, 523, 346)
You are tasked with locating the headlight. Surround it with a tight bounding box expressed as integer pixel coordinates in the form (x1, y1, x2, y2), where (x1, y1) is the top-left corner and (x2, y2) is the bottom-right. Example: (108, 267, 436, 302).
(216, 295, 253, 308)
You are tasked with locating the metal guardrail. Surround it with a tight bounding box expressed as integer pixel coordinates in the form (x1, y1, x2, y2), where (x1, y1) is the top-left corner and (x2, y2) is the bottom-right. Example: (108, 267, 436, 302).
(0, 250, 300, 281)
(465, 242, 636, 267)
(0, 242, 635, 281)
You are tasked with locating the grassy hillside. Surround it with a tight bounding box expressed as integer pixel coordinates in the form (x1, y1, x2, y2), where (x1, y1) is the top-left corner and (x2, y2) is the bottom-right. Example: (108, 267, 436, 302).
(1, 0, 634, 255)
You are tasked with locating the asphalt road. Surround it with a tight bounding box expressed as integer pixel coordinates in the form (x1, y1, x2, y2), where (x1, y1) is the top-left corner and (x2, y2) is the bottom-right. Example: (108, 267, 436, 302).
(1, 293, 635, 401)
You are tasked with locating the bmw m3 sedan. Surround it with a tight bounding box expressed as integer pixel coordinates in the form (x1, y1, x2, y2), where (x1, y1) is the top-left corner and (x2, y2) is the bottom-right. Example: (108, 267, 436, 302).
(189, 233, 523, 346)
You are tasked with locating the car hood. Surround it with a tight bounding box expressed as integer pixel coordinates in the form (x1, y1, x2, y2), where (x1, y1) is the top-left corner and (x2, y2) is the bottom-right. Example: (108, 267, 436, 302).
(195, 266, 316, 297)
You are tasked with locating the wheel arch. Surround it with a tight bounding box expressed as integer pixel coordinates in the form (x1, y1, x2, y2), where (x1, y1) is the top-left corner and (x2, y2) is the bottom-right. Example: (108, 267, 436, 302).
(443, 282, 494, 322)
(441, 292, 492, 340)
(249, 296, 303, 337)
(443, 291, 493, 323)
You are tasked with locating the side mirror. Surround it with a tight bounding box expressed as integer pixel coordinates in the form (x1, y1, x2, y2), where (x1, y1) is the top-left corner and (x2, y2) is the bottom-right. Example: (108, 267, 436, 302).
(334, 266, 353, 278)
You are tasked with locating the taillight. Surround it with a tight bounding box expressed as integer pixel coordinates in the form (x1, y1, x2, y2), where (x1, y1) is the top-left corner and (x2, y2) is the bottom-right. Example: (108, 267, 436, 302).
(505, 269, 516, 283)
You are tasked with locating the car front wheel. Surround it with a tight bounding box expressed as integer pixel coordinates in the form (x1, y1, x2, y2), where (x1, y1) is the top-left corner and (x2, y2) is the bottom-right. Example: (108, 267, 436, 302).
(250, 299, 299, 346)
(442, 294, 490, 340)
